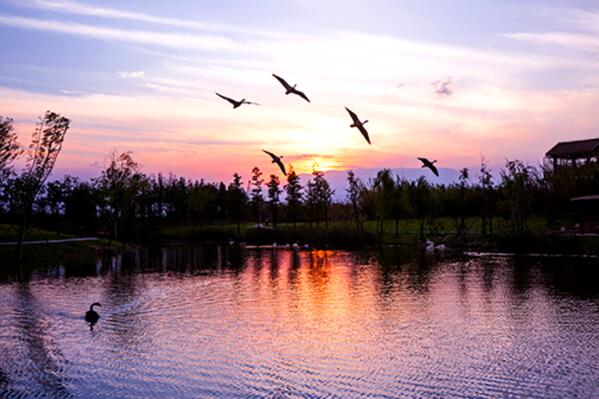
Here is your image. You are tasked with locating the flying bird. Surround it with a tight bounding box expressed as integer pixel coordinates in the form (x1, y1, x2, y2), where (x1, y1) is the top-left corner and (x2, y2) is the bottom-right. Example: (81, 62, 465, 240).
(215, 92, 259, 108)
(418, 157, 439, 176)
(345, 107, 371, 145)
(272, 74, 310, 103)
(262, 149, 287, 175)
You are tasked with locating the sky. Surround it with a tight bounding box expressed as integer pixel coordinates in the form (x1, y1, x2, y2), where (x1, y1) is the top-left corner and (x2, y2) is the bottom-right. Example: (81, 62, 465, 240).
(1, 0, 599, 182)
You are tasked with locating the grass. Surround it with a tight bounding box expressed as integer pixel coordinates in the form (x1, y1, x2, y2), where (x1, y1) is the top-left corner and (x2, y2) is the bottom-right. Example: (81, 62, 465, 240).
(0, 223, 76, 242)
(0, 223, 133, 271)
(152, 216, 547, 245)
(1, 214, 596, 269)
(148, 215, 599, 255)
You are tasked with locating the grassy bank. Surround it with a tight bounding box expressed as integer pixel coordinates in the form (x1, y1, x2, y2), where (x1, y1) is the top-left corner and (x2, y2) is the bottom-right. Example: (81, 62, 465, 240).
(2, 216, 598, 265)
(0, 224, 132, 269)
(146, 216, 599, 255)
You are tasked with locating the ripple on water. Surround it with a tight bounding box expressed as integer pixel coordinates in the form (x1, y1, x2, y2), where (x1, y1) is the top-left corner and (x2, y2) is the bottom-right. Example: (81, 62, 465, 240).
(0, 248, 598, 398)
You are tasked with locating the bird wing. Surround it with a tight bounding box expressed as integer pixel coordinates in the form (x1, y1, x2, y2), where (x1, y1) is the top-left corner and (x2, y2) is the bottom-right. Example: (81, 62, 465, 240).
(345, 107, 360, 124)
(417, 157, 428, 165)
(275, 159, 287, 175)
(429, 164, 439, 176)
(262, 149, 277, 160)
(244, 101, 260, 106)
(357, 125, 371, 145)
(216, 92, 237, 105)
(293, 89, 310, 103)
(272, 74, 292, 90)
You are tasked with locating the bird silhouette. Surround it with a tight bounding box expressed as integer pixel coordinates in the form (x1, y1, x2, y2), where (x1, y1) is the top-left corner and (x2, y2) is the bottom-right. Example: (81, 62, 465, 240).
(345, 107, 371, 145)
(85, 302, 102, 328)
(216, 92, 259, 108)
(272, 74, 310, 103)
(418, 157, 439, 176)
(262, 149, 287, 175)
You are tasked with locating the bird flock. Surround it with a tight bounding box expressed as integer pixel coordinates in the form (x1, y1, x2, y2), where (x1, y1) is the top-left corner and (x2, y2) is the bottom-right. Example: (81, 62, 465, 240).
(215, 73, 441, 177)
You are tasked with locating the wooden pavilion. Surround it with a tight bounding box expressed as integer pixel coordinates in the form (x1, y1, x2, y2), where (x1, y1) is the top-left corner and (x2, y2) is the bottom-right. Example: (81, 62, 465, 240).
(546, 138, 599, 169)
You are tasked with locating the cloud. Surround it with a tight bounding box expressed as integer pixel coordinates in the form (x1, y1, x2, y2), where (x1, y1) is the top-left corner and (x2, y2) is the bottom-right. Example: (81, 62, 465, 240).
(432, 78, 454, 97)
(4, 4, 599, 179)
(0, 14, 242, 51)
(12, 0, 275, 37)
(504, 8, 599, 52)
(118, 70, 145, 79)
(505, 32, 599, 51)
(285, 153, 335, 161)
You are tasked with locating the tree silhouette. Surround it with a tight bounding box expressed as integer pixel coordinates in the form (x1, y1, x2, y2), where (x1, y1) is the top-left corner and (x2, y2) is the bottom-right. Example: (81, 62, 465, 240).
(284, 167, 303, 229)
(17, 111, 70, 259)
(412, 177, 431, 241)
(0, 116, 20, 185)
(392, 176, 410, 238)
(346, 170, 364, 231)
(456, 167, 469, 239)
(266, 174, 282, 228)
(228, 173, 247, 233)
(500, 160, 539, 232)
(64, 180, 97, 234)
(249, 166, 264, 225)
(373, 169, 395, 236)
(95, 151, 142, 242)
(306, 169, 334, 226)
(479, 158, 494, 236)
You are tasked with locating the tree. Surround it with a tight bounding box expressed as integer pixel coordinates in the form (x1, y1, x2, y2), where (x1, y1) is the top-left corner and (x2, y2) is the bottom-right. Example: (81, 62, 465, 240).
(455, 167, 469, 239)
(499, 160, 539, 232)
(249, 166, 264, 225)
(392, 176, 410, 238)
(217, 182, 227, 224)
(285, 167, 303, 229)
(228, 173, 247, 233)
(372, 169, 395, 236)
(64, 180, 97, 233)
(479, 158, 494, 236)
(0, 116, 21, 184)
(306, 169, 334, 226)
(94, 151, 143, 242)
(346, 170, 364, 231)
(18, 111, 70, 259)
(266, 174, 282, 228)
(412, 177, 431, 241)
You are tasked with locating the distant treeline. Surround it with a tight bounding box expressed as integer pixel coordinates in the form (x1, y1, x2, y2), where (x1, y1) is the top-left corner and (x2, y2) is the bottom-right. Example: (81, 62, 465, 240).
(1, 112, 599, 245)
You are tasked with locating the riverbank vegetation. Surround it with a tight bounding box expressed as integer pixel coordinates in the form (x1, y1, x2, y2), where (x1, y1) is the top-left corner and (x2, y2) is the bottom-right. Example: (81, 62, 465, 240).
(2, 113, 599, 256)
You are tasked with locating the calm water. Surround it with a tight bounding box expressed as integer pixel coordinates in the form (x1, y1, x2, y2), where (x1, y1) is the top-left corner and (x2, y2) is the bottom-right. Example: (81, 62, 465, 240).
(0, 246, 598, 399)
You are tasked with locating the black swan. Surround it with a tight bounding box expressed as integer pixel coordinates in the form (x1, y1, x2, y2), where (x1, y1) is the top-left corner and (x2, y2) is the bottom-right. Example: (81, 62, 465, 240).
(85, 302, 102, 324)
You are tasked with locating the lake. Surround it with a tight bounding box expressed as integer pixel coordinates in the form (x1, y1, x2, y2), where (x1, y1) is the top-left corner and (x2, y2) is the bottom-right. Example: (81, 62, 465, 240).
(0, 246, 598, 398)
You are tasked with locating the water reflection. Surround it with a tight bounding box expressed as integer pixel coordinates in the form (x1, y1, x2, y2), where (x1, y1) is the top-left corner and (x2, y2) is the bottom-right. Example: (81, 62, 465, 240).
(9, 283, 72, 398)
(0, 246, 597, 398)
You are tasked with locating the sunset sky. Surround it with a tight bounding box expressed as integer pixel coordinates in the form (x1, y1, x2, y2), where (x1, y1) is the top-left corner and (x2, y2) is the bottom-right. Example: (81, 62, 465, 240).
(1, 0, 599, 182)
